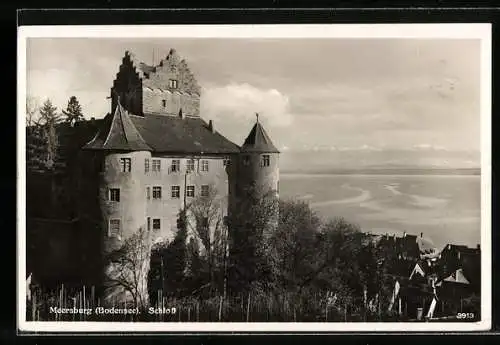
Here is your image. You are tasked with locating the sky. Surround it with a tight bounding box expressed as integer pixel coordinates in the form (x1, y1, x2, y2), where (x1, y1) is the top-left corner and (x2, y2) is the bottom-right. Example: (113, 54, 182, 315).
(26, 38, 482, 160)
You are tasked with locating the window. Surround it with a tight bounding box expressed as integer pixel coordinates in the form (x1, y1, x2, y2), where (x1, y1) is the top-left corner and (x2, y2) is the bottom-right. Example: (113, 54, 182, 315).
(201, 160, 209, 172)
(152, 159, 161, 172)
(120, 158, 131, 172)
(223, 158, 231, 167)
(169, 79, 178, 89)
(152, 186, 162, 200)
(109, 188, 120, 202)
(186, 159, 195, 172)
(201, 185, 209, 197)
(109, 219, 121, 237)
(186, 185, 195, 197)
(147, 217, 151, 231)
(243, 155, 250, 166)
(144, 158, 150, 173)
(162, 99, 166, 108)
(146, 186, 151, 200)
(171, 159, 180, 173)
(171, 185, 181, 198)
(261, 155, 270, 167)
(152, 218, 161, 231)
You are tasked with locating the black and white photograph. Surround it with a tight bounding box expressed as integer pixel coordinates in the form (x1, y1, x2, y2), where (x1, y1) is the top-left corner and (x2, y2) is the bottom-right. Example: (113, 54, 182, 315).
(17, 24, 491, 332)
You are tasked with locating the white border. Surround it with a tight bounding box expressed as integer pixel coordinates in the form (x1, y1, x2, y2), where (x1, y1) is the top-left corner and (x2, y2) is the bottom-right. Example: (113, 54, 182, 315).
(17, 23, 492, 333)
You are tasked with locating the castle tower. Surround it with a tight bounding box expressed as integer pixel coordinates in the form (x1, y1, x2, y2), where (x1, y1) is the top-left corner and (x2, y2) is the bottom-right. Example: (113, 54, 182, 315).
(83, 101, 153, 308)
(238, 114, 280, 199)
(229, 114, 280, 233)
(111, 49, 201, 118)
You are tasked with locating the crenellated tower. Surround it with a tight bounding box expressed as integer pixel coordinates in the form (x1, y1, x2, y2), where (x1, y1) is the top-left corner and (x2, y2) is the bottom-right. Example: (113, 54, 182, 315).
(111, 49, 201, 118)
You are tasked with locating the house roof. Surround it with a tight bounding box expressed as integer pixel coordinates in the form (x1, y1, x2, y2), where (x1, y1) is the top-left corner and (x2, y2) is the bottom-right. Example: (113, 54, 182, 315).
(83, 103, 152, 151)
(241, 117, 280, 153)
(130, 113, 240, 154)
(82, 101, 240, 154)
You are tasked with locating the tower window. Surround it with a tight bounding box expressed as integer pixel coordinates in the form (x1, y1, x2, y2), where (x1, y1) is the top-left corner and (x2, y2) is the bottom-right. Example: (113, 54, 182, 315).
(186, 159, 195, 172)
(201, 160, 209, 172)
(162, 99, 166, 108)
(146, 186, 151, 200)
(186, 185, 195, 197)
(261, 155, 270, 167)
(171, 159, 180, 173)
(171, 185, 181, 198)
(152, 218, 161, 231)
(243, 155, 250, 166)
(152, 159, 161, 172)
(145, 158, 150, 173)
(109, 219, 121, 237)
(109, 188, 120, 202)
(152, 186, 162, 200)
(169, 79, 178, 89)
(120, 158, 131, 172)
(201, 185, 210, 197)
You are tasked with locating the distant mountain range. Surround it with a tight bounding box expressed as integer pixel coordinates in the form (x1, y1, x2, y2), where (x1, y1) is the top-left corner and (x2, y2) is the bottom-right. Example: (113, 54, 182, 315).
(279, 149, 481, 175)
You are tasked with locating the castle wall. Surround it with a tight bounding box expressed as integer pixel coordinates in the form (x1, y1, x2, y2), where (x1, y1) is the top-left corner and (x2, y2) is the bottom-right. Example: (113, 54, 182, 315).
(142, 88, 200, 117)
(100, 150, 152, 306)
(100, 151, 151, 251)
(144, 154, 230, 243)
(236, 153, 280, 198)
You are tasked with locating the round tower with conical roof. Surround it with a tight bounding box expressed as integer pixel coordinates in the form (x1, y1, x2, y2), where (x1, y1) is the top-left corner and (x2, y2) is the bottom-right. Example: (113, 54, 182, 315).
(83, 101, 153, 308)
(228, 114, 280, 232)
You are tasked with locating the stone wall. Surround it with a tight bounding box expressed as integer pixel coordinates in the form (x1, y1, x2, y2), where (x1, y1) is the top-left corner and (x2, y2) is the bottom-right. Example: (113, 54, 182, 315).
(144, 154, 230, 243)
(142, 87, 200, 117)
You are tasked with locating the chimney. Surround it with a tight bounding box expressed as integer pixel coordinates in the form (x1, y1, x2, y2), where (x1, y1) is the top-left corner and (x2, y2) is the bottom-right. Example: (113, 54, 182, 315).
(477, 244, 481, 250)
(403, 231, 407, 238)
(208, 120, 215, 133)
(420, 232, 423, 238)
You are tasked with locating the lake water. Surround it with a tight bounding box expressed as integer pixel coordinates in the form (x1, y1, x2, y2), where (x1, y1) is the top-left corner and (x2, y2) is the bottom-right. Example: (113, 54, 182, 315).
(279, 173, 481, 249)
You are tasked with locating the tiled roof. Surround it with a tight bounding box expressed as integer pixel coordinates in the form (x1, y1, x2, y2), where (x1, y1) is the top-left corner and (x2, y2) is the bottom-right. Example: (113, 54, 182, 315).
(241, 118, 279, 153)
(83, 104, 152, 151)
(130, 113, 240, 154)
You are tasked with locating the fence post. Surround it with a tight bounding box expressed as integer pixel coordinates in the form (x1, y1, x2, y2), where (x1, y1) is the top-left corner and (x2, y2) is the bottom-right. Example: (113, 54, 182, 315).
(31, 290, 36, 321)
(196, 301, 200, 321)
(218, 295, 223, 321)
(246, 292, 251, 322)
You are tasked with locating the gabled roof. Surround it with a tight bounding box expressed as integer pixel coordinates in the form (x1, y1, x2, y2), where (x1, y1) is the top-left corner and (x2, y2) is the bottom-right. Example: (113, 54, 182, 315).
(241, 116, 279, 153)
(130, 114, 240, 154)
(83, 103, 152, 151)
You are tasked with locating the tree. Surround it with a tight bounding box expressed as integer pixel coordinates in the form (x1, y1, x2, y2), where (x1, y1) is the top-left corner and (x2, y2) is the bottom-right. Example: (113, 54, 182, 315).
(62, 96, 84, 125)
(227, 184, 279, 294)
(38, 99, 62, 170)
(104, 226, 154, 312)
(26, 96, 40, 127)
(162, 209, 188, 297)
(185, 185, 229, 296)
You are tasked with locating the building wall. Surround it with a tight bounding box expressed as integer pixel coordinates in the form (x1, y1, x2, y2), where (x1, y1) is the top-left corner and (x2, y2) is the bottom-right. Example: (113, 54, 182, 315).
(144, 154, 230, 243)
(142, 87, 200, 117)
(100, 151, 151, 252)
(235, 152, 280, 198)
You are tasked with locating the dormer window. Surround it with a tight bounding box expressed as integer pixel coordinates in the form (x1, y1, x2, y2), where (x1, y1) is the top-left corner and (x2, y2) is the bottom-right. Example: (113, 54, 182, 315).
(169, 79, 178, 89)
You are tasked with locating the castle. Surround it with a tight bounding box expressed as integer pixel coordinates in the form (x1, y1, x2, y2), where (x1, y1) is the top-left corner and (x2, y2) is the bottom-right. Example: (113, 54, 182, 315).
(27, 49, 280, 305)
